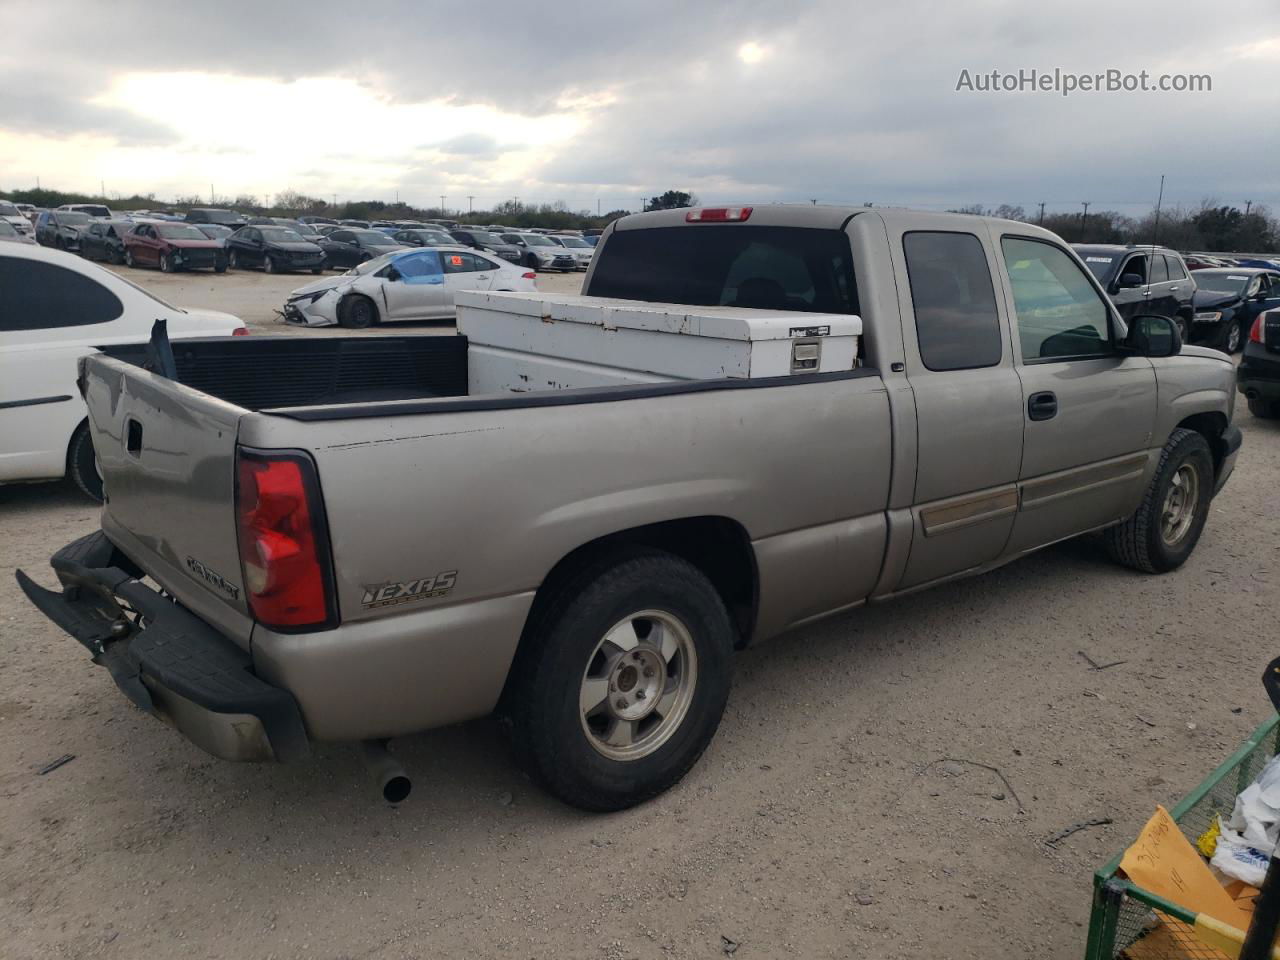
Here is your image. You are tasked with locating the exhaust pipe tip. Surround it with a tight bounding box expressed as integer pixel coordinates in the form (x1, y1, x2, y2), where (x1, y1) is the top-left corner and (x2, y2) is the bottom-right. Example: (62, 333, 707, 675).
(360, 739, 412, 804)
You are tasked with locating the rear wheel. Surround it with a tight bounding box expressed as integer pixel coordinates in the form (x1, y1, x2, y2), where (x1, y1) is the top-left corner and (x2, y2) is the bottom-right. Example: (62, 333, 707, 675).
(264, 255, 276, 274)
(67, 423, 103, 502)
(228, 250, 239, 270)
(1248, 397, 1280, 419)
(109, 247, 124, 265)
(1103, 428, 1213, 573)
(502, 551, 734, 811)
(338, 294, 377, 328)
(214, 258, 227, 274)
(1174, 314, 1190, 344)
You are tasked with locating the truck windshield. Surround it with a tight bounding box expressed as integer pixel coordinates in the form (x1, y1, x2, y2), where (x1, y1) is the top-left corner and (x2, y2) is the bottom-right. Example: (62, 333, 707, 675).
(587, 225, 858, 314)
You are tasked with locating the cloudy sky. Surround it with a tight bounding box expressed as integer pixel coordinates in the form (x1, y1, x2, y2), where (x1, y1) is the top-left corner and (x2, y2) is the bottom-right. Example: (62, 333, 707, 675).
(2, 0, 1278, 216)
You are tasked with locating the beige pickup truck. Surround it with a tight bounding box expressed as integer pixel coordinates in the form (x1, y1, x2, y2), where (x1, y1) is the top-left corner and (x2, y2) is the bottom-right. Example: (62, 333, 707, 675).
(19, 205, 1241, 810)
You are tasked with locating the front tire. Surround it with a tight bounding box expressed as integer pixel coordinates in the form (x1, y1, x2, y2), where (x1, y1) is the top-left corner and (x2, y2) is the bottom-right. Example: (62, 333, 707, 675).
(1218, 319, 1243, 354)
(264, 255, 276, 274)
(1174, 314, 1190, 344)
(503, 551, 734, 811)
(228, 250, 239, 270)
(1103, 428, 1214, 573)
(124, 249, 136, 268)
(159, 253, 173, 273)
(338, 294, 377, 328)
(67, 423, 103, 502)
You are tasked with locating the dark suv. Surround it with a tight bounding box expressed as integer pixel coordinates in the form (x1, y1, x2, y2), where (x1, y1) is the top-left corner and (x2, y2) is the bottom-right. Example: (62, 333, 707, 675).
(448, 228, 522, 264)
(1073, 244, 1195, 341)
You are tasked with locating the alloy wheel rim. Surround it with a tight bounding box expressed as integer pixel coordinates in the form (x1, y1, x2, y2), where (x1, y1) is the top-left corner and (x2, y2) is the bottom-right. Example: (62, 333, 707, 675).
(1161, 464, 1200, 546)
(578, 609, 698, 761)
(1227, 324, 1241, 352)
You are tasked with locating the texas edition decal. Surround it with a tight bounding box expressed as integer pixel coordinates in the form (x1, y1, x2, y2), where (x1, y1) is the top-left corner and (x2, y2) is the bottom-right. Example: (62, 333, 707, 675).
(361, 571, 457, 609)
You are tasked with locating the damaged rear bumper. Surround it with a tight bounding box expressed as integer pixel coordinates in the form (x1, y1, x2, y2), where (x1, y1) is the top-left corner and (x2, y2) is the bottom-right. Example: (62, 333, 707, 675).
(16, 531, 308, 763)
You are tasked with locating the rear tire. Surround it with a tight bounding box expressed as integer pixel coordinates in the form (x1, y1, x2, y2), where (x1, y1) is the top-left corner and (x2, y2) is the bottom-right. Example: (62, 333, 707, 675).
(228, 250, 239, 270)
(1218, 319, 1243, 354)
(1103, 428, 1213, 573)
(214, 259, 227, 274)
(338, 294, 377, 328)
(67, 423, 103, 502)
(1248, 397, 1280, 419)
(1174, 314, 1190, 344)
(502, 551, 734, 811)
(264, 255, 276, 274)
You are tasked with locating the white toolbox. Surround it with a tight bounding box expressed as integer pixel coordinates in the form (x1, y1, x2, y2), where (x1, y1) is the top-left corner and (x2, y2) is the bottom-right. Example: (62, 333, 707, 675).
(456, 291, 862, 395)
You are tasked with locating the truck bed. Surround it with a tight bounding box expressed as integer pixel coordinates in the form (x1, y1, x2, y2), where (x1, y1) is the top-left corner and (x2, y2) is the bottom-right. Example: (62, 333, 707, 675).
(105, 335, 469, 410)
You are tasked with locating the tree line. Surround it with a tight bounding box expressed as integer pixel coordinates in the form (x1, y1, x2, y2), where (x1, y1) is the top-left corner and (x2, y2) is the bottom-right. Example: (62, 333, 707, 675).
(948, 201, 1278, 253)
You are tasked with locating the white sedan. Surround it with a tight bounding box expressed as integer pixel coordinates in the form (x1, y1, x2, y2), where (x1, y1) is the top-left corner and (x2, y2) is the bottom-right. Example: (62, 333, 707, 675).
(0, 244, 246, 500)
(282, 245, 536, 328)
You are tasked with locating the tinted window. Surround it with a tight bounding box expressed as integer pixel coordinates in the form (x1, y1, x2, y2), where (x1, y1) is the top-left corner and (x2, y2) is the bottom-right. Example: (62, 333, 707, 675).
(330, 231, 355, 243)
(259, 227, 306, 242)
(0, 257, 124, 330)
(1148, 255, 1169, 284)
(587, 226, 857, 314)
(902, 232, 1002, 371)
(1119, 254, 1147, 283)
(1002, 237, 1112, 361)
(1164, 255, 1187, 281)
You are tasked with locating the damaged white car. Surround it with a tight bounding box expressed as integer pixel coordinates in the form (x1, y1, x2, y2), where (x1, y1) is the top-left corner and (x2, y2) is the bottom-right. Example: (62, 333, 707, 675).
(282, 246, 537, 328)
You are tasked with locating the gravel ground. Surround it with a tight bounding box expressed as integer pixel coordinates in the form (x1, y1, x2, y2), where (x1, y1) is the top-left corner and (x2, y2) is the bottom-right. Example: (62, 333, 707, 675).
(1, 266, 1278, 959)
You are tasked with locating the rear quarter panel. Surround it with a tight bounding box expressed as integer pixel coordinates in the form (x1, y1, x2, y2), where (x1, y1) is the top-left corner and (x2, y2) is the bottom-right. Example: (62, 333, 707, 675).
(242, 375, 893, 641)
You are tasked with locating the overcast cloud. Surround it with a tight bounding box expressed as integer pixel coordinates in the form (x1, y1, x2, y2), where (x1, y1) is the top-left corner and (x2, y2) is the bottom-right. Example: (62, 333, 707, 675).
(1, 0, 1277, 214)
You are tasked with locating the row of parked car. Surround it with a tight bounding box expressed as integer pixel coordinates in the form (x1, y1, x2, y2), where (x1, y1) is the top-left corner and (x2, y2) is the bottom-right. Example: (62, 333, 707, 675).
(3, 201, 598, 276)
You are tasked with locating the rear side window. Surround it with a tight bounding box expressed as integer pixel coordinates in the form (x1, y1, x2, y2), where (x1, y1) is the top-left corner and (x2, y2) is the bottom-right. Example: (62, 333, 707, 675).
(443, 252, 492, 273)
(1164, 255, 1187, 281)
(587, 225, 858, 314)
(1148, 255, 1169, 283)
(902, 231, 1002, 371)
(0, 257, 124, 330)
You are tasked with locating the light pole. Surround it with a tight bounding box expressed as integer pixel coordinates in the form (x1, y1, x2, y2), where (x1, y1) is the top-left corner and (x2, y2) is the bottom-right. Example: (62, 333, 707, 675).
(1080, 201, 1091, 238)
(468, 195, 475, 213)
(439, 195, 446, 214)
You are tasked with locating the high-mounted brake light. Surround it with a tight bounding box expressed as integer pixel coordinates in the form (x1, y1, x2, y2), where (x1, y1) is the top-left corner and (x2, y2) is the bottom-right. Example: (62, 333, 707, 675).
(685, 206, 753, 223)
(235, 449, 336, 631)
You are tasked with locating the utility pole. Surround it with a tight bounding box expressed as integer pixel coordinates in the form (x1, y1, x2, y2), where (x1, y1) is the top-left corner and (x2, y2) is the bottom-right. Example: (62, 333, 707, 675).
(210, 184, 215, 203)
(395, 189, 399, 204)
(332, 194, 337, 208)
(1080, 201, 1091, 238)
(100, 179, 105, 198)
(439, 195, 446, 214)
(1037, 202, 1045, 225)
(1245, 200, 1253, 217)
(468, 195, 475, 213)
(1151, 175, 1166, 246)
(597, 198, 601, 215)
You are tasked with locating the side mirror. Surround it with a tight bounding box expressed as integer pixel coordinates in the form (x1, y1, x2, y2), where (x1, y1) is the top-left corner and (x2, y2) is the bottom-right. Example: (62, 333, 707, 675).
(386, 267, 402, 282)
(1123, 314, 1181, 358)
(1117, 273, 1145, 289)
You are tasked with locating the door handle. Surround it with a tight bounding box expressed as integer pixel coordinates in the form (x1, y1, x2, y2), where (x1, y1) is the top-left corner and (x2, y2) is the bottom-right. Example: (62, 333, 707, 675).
(1028, 391, 1058, 421)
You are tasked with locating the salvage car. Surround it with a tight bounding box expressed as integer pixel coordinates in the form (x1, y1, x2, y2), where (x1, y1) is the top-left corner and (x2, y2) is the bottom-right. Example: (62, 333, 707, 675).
(448, 227, 523, 264)
(0, 244, 245, 500)
(1237, 308, 1280, 418)
(1074, 244, 1195, 340)
(0, 220, 35, 244)
(124, 222, 227, 272)
(184, 207, 247, 230)
(17, 205, 1241, 813)
(316, 228, 405, 269)
(283, 246, 536, 327)
(226, 225, 325, 274)
(392, 227, 457, 248)
(500, 231, 579, 271)
(547, 233, 595, 269)
(1191, 268, 1280, 353)
(79, 220, 134, 264)
(34, 209, 93, 250)
(0, 199, 34, 237)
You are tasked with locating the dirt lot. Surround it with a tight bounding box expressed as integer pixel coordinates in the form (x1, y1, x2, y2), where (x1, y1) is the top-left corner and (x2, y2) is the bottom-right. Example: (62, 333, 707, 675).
(2, 266, 1278, 959)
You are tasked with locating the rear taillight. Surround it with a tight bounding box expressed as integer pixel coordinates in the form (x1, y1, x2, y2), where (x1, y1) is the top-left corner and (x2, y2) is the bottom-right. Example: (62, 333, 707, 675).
(685, 206, 753, 223)
(235, 449, 336, 630)
(232, 326, 250, 336)
(1251, 315, 1266, 344)
(522, 271, 536, 279)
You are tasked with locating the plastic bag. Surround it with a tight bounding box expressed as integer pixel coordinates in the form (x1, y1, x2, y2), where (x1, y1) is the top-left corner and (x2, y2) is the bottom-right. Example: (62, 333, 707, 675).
(1210, 753, 1280, 885)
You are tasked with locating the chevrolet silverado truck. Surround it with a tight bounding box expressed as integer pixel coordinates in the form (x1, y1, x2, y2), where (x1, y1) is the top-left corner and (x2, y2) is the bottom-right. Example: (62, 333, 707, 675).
(18, 205, 1242, 811)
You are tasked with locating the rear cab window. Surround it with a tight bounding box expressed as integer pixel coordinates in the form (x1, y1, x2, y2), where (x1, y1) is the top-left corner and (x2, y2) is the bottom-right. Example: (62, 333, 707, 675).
(902, 231, 1002, 371)
(586, 225, 858, 315)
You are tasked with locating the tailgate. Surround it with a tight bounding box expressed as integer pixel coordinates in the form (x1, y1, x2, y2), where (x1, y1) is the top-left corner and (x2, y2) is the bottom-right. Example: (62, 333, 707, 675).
(80, 353, 255, 647)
